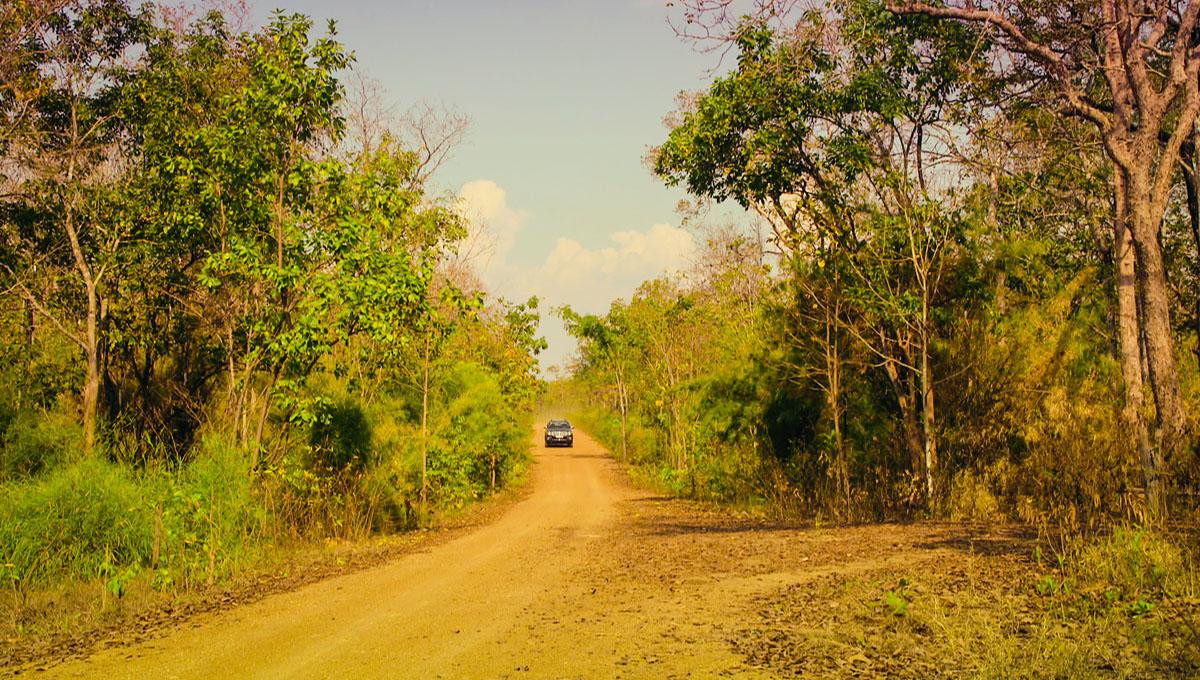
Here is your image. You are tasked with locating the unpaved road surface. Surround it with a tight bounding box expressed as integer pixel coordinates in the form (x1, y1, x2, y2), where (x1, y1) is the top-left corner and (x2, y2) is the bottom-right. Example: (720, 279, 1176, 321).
(30, 429, 1040, 679)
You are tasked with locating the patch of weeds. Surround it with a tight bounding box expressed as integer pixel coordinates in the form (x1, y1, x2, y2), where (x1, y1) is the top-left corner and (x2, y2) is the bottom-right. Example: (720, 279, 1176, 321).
(883, 577, 911, 617)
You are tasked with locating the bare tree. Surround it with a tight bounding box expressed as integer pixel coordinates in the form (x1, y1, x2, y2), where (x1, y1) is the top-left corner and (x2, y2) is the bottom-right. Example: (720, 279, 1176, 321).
(341, 71, 470, 190)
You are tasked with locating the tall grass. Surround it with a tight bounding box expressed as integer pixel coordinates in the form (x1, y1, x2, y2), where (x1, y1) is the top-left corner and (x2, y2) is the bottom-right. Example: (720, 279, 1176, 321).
(0, 459, 151, 594)
(0, 437, 269, 598)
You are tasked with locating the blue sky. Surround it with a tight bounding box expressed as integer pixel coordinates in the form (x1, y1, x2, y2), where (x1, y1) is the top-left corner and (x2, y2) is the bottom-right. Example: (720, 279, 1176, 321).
(247, 0, 729, 371)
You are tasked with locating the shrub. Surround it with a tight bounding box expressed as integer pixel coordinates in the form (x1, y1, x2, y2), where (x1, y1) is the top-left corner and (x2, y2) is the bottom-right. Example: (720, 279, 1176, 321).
(309, 400, 373, 473)
(0, 409, 82, 481)
(0, 459, 152, 591)
(156, 437, 268, 588)
(1074, 527, 1195, 603)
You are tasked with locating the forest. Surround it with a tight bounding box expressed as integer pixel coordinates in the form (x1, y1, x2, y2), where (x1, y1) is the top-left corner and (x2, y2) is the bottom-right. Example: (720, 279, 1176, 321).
(565, 0, 1200, 529)
(3, 0, 1200, 674)
(0, 0, 543, 604)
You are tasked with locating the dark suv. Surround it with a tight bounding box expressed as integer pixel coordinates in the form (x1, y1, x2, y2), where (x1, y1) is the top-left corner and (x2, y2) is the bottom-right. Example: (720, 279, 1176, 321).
(544, 419, 573, 448)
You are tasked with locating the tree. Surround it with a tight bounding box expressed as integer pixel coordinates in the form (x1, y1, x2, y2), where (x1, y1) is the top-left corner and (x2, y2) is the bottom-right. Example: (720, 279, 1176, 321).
(886, 0, 1200, 516)
(561, 305, 634, 460)
(654, 8, 982, 503)
(0, 0, 145, 456)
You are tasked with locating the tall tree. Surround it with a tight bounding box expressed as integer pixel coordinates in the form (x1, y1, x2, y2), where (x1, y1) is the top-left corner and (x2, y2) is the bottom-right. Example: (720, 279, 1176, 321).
(1, 0, 143, 456)
(886, 0, 1199, 515)
(654, 9, 982, 502)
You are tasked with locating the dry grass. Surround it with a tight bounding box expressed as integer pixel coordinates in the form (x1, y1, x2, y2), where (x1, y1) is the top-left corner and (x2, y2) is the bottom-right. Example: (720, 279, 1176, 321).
(734, 527, 1200, 678)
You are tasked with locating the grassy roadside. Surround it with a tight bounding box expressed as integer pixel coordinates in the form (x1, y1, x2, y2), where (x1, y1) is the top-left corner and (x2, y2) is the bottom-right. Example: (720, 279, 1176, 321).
(0, 455, 536, 673)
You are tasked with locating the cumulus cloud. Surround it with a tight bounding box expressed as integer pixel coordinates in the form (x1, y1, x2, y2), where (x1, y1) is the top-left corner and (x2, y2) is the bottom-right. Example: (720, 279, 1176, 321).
(454, 179, 698, 371)
(455, 179, 528, 278)
(530, 223, 697, 314)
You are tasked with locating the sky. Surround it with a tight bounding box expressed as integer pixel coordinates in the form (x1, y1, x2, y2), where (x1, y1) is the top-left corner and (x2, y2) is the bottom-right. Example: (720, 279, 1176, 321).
(245, 0, 733, 373)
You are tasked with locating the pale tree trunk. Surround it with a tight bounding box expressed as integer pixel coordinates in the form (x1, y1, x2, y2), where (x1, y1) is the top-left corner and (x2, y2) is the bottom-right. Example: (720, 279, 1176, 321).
(824, 302, 849, 514)
(1114, 172, 1157, 514)
(63, 152, 103, 458)
(919, 330, 936, 504)
(614, 363, 629, 460)
(913, 215, 939, 506)
(251, 369, 278, 469)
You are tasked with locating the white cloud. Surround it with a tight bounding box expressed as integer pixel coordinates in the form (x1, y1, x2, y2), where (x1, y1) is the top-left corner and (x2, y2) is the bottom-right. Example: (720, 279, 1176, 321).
(454, 179, 698, 371)
(520, 223, 697, 374)
(455, 179, 528, 278)
(531, 223, 697, 314)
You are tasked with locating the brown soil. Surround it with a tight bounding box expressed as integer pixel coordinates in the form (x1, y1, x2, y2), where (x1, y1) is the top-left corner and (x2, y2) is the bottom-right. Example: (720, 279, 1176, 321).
(3, 429, 1088, 679)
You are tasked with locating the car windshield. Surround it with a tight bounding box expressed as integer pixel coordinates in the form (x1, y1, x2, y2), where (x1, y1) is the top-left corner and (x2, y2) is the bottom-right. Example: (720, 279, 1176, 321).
(547, 420, 570, 429)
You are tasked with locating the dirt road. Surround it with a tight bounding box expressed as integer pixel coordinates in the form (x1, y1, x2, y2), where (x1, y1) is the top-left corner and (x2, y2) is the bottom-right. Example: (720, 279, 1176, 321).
(33, 428, 1047, 679)
(36, 428, 758, 679)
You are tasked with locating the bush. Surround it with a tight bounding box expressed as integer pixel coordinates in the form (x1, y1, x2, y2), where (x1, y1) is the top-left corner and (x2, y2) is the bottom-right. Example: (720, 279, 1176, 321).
(0, 438, 270, 593)
(1074, 527, 1195, 603)
(0, 409, 82, 481)
(427, 363, 528, 507)
(309, 400, 373, 473)
(0, 459, 152, 591)
(156, 437, 268, 588)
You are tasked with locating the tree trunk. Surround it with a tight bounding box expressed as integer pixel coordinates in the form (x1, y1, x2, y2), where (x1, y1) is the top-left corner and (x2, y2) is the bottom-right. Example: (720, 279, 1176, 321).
(884, 359, 924, 476)
(251, 371, 277, 468)
(919, 332, 937, 505)
(1114, 172, 1157, 515)
(615, 366, 629, 460)
(825, 304, 849, 514)
(68, 204, 102, 458)
(420, 330, 431, 514)
(82, 332, 100, 457)
(1181, 136, 1200, 372)
(23, 298, 34, 347)
(1130, 201, 1185, 448)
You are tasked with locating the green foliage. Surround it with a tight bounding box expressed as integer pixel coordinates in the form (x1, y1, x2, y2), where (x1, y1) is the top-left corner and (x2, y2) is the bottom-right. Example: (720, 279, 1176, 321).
(0, 460, 152, 590)
(0, 408, 81, 481)
(155, 438, 267, 587)
(310, 400, 373, 472)
(562, 234, 770, 503)
(427, 362, 530, 507)
(627, 0, 1200, 526)
(883, 585, 910, 617)
(1075, 528, 1193, 606)
(0, 2, 544, 599)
